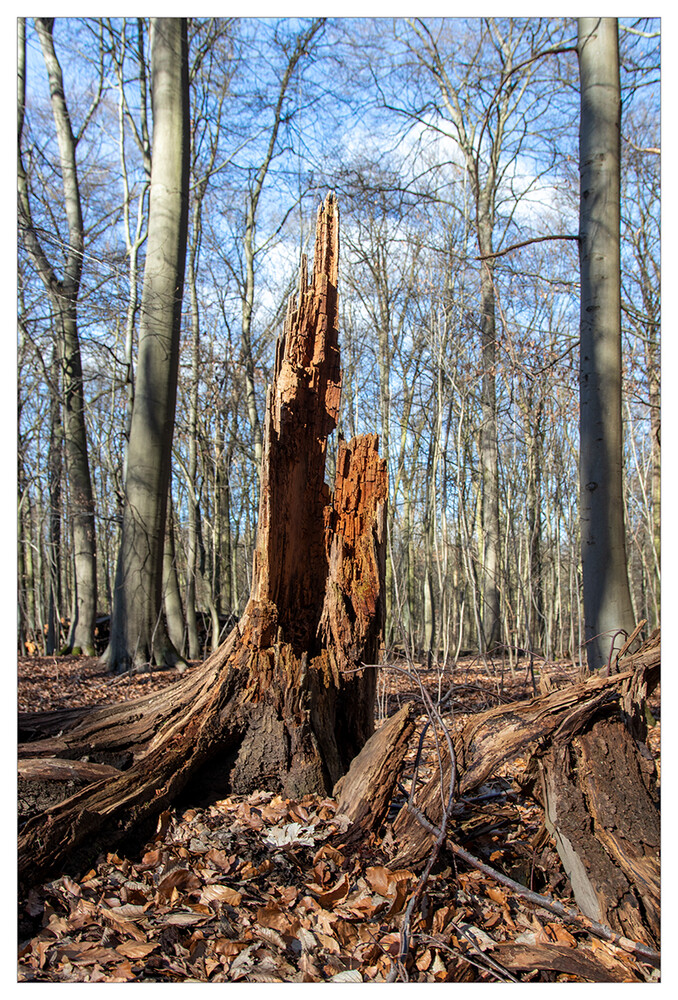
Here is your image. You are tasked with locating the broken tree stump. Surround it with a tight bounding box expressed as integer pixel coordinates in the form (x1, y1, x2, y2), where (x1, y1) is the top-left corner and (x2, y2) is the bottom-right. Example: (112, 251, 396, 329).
(333, 703, 416, 838)
(18, 194, 388, 889)
(390, 631, 660, 948)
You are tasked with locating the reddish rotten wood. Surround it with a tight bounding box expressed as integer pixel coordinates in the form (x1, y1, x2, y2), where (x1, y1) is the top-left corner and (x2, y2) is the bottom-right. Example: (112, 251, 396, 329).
(18, 194, 388, 889)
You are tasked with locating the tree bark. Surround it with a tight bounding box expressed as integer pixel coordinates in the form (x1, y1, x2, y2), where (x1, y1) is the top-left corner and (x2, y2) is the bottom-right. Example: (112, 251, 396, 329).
(578, 17, 636, 671)
(388, 630, 660, 947)
(104, 18, 190, 673)
(18, 194, 388, 892)
(18, 18, 98, 655)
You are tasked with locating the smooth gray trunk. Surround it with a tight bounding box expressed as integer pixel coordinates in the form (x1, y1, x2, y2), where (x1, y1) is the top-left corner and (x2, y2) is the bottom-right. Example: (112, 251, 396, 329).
(578, 17, 635, 670)
(163, 499, 186, 656)
(105, 18, 190, 673)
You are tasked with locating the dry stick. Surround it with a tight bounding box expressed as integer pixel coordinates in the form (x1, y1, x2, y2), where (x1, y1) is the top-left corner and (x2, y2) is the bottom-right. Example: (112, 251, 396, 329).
(614, 618, 647, 665)
(418, 931, 519, 983)
(406, 802, 660, 969)
(386, 680, 458, 982)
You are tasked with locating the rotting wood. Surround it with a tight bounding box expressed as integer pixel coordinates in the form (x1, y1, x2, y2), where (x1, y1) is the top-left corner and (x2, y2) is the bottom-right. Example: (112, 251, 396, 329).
(333, 702, 415, 837)
(18, 194, 388, 890)
(389, 630, 660, 948)
(491, 943, 638, 983)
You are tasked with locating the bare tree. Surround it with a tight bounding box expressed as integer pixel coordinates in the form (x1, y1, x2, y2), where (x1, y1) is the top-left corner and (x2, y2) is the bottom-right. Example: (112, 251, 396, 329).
(104, 18, 190, 673)
(578, 17, 636, 671)
(18, 17, 102, 654)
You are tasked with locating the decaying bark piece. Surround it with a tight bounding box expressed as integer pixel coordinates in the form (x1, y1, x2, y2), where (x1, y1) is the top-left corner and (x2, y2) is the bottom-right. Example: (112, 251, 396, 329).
(18, 194, 388, 889)
(390, 632, 660, 948)
(333, 703, 415, 837)
(492, 943, 638, 983)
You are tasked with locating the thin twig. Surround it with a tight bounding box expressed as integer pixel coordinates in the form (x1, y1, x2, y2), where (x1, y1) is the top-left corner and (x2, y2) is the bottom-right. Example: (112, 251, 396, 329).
(403, 804, 661, 970)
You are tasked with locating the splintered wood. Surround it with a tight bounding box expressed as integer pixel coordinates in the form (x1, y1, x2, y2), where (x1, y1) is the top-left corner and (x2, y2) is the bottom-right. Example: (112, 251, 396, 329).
(389, 631, 660, 949)
(18, 194, 389, 890)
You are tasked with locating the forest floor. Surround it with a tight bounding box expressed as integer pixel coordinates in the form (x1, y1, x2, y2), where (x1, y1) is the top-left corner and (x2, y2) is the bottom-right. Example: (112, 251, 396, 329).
(17, 650, 660, 984)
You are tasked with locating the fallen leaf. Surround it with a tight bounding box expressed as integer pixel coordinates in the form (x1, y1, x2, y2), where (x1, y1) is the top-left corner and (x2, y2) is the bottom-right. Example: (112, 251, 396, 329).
(200, 884, 243, 907)
(204, 849, 236, 872)
(252, 925, 287, 952)
(312, 843, 345, 866)
(56, 944, 123, 966)
(487, 886, 507, 905)
(157, 868, 201, 899)
(365, 865, 394, 896)
(162, 911, 210, 926)
(330, 969, 362, 982)
(550, 924, 577, 948)
(458, 922, 497, 952)
(305, 872, 350, 909)
(116, 941, 158, 960)
(256, 904, 296, 934)
(264, 822, 317, 847)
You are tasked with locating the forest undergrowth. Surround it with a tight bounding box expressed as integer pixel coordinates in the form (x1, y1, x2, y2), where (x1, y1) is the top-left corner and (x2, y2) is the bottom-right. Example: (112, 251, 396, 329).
(17, 652, 660, 983)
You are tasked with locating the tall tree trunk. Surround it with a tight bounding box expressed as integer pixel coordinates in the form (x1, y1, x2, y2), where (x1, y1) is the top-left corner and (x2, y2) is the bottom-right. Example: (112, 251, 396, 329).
(46, 345, 63, 655)
(104, 18, 190, 673)
(646, 321, 660, 610)
(60, 304, 98, 654)
(163, 497, 186, 658)
(478, 242, 501, 651)
(19, 194, 388, 891)
(18, 18, 98, 654)
(526, 390, 545, 652)
(578, 17, 636, 671)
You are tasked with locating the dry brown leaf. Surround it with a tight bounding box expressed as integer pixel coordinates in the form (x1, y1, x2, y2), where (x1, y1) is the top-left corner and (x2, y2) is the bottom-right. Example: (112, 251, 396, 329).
(550, 923, 577, 947)
(115, 941, 159, 960)
(305, 871, 350, 909)
(312, 843, 345, 866)
(486, 886, 507, 905)
(299, 952, 322, 981)
(384, 881, 410, 918)
(157, 867, 201, 899)
(204, 848, 236, 872)
(67, 898, 99, 930)
(365, 865, 394, 896)
(213, 939, 249, 958)
(139, 848, 162, 869)
(56, 943, 124, 966)
(107, 902, 147, 919)
(200, 884, 243, 907)
(252, 925, 287, 952)
(256, 904, 296, 934)
(275, 885, 299, 907)
(316, 931, 341, 954)
(345, 894, 385, 920)
(432, 904, 455, 934)
(379, 932, 401, 956)
(101, 908, 146, 941)
(108, 959, 136, 981)
(162, 911, 211, 927)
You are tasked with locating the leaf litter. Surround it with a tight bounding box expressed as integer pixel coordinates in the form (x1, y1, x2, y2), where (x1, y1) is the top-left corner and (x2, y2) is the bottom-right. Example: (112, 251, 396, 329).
(18, 654, 660, 983)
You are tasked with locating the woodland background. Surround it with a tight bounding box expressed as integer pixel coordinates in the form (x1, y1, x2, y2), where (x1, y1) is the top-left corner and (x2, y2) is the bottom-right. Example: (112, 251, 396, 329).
(16, 14, 659, 667)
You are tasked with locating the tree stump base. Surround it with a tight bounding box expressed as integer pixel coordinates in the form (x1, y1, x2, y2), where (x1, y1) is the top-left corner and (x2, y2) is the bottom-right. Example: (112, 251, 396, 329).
(18, 194, 388, 891)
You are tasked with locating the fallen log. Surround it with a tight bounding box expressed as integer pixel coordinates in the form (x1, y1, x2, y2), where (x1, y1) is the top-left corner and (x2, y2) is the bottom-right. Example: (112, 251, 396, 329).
(390, 631, 660, 948)
(18, 194, 388, 890)
(333, 702, 416, 836)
